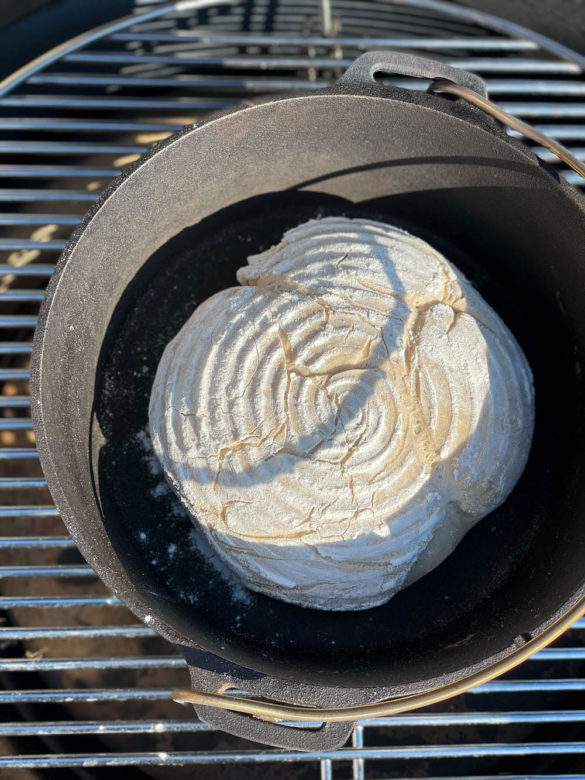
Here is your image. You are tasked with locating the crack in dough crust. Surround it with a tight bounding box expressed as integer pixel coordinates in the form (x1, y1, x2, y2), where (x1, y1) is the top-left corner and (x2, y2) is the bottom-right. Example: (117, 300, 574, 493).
(149, 218, 535, 611)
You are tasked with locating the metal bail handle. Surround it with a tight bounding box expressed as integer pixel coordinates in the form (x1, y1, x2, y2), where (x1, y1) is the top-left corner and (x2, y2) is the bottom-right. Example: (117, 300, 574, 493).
(171, 52, 585, 727)
(172, 592, 585, 721)
(427, 80, 585, 181)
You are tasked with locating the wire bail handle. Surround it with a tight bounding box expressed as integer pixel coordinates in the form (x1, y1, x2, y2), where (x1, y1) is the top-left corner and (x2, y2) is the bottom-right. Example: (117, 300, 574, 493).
(428, 79, 585, 180)
(172, 53, 585, 723)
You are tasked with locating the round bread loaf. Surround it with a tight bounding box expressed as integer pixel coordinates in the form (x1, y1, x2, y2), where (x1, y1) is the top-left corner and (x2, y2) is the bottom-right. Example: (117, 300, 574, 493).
(149, 218, 534, 610)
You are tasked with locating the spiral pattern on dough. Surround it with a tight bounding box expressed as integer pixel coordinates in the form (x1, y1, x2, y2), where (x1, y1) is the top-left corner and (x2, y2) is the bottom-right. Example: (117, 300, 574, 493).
(149, 218, 534, 610)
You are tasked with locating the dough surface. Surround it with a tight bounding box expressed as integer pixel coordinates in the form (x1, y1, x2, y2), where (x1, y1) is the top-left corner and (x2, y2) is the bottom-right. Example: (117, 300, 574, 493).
(149, 218, 534, 611)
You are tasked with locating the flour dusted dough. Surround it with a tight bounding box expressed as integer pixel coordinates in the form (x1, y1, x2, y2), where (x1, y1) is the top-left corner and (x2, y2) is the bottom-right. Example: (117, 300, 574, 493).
(149, 218, 534, 611)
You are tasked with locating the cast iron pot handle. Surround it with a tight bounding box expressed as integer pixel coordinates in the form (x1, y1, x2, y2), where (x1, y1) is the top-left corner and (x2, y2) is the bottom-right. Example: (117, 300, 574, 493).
(337, 49, 488, 97)
(340, 50, 585, 188)
(177, 647, 354, 751)
(338, 51, 585, 178)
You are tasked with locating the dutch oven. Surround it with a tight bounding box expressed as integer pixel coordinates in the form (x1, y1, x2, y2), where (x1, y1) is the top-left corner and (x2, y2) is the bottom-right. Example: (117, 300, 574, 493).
(31, 51, 585, 751)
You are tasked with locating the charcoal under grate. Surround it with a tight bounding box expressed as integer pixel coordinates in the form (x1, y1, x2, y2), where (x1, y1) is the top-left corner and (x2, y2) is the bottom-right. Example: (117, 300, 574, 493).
(2, 0, 585, 776)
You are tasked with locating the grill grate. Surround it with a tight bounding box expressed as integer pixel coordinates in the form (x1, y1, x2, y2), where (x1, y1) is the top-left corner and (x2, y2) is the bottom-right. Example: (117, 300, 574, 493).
(2, 0, 585, 776)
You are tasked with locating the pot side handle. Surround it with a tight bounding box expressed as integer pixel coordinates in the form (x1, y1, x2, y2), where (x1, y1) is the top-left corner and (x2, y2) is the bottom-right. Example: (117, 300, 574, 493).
(177, 648, 354, 752)
(339, 51, 585, 182)
(338, 49, 488, 97)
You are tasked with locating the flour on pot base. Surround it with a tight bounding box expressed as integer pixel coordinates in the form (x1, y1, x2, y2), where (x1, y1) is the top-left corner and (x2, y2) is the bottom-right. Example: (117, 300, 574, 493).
(149, 218, 534, 611)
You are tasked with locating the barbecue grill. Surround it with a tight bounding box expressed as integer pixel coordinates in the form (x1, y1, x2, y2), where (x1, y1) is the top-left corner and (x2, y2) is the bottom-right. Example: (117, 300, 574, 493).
(3, 0, 585, 776)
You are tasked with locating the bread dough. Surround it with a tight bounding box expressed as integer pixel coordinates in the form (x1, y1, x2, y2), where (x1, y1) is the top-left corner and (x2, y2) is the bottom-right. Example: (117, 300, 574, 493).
(149, 218, 534, 611)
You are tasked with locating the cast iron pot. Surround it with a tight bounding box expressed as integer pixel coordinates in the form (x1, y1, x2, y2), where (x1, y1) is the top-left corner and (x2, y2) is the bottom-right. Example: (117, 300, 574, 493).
(31, 51, 585, 751)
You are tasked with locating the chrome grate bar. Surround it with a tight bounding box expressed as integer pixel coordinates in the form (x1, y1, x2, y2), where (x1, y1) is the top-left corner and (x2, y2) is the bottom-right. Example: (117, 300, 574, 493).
(4, 744, 585, 769)
(107, 31, 540, 47)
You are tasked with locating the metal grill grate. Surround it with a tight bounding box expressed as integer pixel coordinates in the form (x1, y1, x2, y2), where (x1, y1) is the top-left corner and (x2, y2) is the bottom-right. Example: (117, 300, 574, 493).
(2, 0, 585, 775)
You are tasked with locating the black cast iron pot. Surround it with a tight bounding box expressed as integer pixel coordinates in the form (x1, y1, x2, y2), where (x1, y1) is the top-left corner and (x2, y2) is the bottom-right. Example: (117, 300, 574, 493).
(31, 51, 585, 751)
